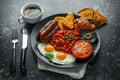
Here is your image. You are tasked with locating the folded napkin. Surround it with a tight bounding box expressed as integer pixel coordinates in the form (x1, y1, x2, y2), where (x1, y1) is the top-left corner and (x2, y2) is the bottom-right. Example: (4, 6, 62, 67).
(37, 59, 87, 79)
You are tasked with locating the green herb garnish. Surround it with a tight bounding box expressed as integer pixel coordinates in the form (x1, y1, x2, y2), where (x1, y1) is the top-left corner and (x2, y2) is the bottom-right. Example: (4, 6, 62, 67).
(64, 34, 74, 41)
(92, 44, 97, 50)
(45, 54, 54, 61)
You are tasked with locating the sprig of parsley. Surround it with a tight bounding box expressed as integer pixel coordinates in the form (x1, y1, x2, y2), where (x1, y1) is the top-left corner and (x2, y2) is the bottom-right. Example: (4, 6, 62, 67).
(64, 34, 74, 41)
(45, 54, 54, 61)
(92, 44, 97, 50)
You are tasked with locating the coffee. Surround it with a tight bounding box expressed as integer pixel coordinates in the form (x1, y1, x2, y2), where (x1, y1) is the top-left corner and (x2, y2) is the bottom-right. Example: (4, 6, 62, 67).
(18, 3, 43, 24)
(23, 7, 41, 18)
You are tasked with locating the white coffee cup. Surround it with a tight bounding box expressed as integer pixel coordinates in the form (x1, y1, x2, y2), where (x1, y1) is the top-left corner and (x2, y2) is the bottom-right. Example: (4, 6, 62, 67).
(18, 3, 43, 24)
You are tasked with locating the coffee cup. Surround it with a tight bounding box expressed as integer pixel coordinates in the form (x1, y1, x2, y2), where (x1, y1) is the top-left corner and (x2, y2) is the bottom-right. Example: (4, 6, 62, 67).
(18, 3, 43, 24)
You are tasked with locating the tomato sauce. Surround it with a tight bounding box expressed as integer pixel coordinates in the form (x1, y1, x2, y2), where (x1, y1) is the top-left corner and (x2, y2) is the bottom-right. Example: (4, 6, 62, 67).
(50, 30, 79, 53)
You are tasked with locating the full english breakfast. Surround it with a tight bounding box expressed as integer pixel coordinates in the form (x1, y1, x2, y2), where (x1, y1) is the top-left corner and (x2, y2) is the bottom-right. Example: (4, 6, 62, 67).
(37, 8, 108, 65)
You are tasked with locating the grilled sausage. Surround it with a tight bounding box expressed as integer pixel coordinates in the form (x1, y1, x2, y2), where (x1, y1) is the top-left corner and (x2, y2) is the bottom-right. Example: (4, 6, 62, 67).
(39, 20, 53, 32)
(39, 20, 58, 41)
(41, 26, 59, 43)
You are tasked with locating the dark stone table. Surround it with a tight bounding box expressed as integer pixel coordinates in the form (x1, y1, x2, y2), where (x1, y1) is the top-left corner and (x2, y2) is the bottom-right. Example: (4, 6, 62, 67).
(0, 0, 120, 80)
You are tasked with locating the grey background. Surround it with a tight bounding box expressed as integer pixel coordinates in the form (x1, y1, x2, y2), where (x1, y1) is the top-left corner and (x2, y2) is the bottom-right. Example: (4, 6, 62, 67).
(0, 0, 120, 80)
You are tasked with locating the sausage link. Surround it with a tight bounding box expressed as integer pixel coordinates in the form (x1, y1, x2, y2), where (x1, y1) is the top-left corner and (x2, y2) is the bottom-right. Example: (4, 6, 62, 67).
(39, 20, 58, 41)
(41, 26, 59, 43)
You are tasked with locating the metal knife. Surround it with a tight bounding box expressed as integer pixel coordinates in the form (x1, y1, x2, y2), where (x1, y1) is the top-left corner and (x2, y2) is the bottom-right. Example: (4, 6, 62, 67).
(20, 28, 28, 72)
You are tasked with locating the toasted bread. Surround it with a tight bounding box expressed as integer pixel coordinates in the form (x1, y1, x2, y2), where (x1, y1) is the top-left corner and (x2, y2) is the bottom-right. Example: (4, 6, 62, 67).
(77, 8, 94, 19)
(77, 8, 108, 27)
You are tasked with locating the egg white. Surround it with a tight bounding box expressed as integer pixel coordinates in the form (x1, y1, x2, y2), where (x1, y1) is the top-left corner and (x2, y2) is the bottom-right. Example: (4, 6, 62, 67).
(38, 43, 76, 64)
(38, 43, 56, 55)
(51, 52, 76, 64)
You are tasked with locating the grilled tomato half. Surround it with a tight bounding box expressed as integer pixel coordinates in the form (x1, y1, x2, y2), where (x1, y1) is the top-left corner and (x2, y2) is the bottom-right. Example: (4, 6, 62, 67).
(71, 40, 93, 59)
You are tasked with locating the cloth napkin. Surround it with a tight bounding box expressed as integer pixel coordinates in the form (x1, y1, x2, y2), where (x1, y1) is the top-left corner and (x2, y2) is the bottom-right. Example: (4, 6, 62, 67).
(37, 58, 87, 79)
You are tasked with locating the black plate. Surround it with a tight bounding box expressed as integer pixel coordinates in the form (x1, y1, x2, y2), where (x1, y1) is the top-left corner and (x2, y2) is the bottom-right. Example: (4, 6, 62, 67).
(31, 13, 100, 68)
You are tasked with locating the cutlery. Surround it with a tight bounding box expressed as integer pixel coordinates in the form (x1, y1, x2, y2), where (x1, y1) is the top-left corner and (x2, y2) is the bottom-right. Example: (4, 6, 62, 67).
(20, 27, 28, 72)
(10, 29, 18, 73)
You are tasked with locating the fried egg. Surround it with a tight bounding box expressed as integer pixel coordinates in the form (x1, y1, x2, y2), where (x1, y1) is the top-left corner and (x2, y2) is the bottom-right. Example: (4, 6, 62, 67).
(38, 43, 76, 64)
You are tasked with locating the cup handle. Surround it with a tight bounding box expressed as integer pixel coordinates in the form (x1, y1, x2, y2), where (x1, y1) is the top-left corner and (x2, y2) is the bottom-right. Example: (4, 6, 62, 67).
(18, 17, 25, 24)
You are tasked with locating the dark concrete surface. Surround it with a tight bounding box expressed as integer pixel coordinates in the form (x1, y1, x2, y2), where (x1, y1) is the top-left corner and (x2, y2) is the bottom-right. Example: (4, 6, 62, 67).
(0, 0, 120, 80)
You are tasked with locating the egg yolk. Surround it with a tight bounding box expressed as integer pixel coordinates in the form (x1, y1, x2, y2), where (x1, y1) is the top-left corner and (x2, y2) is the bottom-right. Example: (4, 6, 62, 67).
(56, 52, 67, 60)
(44, 44, 54, 52)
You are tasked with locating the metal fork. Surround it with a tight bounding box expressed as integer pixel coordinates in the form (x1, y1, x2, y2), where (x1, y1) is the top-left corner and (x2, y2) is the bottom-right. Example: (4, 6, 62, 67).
(10, 29, 18, 73)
